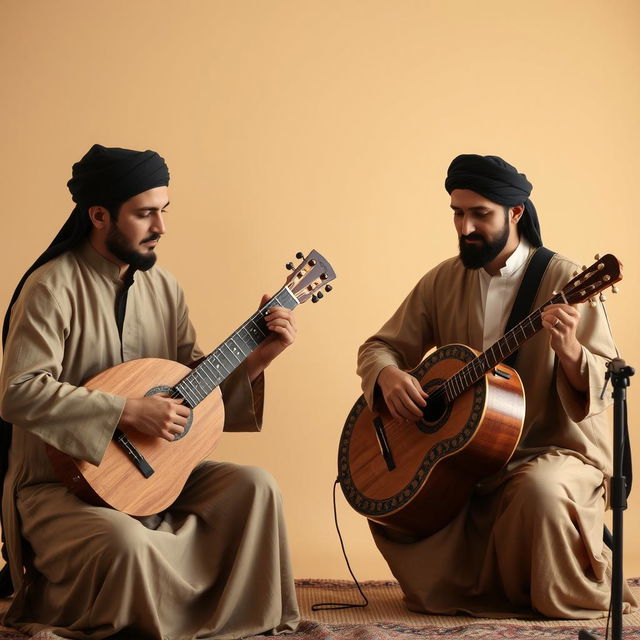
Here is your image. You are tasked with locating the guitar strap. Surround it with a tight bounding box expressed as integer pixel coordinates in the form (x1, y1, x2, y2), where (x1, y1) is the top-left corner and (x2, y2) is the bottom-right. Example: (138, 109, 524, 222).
(502, 247, 632, 501)
(503, 246, 555, 369)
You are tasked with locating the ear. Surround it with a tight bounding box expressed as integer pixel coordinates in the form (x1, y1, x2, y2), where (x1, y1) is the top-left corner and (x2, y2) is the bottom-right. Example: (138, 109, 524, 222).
(88, 206, 110, 230)
(510, 204, 525, 225)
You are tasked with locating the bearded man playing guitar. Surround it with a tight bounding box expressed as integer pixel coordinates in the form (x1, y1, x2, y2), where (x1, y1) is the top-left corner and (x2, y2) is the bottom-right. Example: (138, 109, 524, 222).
(0, 145, 300, 639)
(355, 154, 637, 618)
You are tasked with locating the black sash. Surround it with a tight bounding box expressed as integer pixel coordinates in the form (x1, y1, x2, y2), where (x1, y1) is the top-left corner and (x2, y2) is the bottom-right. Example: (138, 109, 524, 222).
(503, 247, 555, 369)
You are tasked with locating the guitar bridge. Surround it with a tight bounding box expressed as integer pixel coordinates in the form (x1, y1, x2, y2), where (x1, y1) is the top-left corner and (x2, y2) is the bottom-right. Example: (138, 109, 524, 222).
(113, 428, 155, 478)
(373, 416, 396, 471)
(493, 367, 511, 380)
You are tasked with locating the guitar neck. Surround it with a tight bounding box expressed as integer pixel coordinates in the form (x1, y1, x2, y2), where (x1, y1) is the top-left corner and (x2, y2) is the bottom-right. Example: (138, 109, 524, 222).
(442, 292, 565, 403)
(174, 286, 299, 407)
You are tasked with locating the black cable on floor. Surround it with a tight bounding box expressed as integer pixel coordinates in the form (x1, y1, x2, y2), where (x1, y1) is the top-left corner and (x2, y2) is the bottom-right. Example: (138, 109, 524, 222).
(311, 478, 369, 611)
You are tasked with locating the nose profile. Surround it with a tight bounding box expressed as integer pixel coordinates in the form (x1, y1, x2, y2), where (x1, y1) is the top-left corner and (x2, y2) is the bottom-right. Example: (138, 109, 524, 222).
(460, 213, 475, 236)
(151, 212, 166, 235)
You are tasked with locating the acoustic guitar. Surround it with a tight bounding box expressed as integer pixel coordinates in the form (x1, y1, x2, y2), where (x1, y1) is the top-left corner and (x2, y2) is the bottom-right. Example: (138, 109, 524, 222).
(338, 254, 621, 537)
(47, 250, 336, 516)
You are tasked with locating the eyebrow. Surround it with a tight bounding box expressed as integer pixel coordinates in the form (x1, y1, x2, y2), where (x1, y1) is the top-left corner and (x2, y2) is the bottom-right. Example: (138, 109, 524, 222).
(135, 201, 170, 212)
(450, 205, 490, 212)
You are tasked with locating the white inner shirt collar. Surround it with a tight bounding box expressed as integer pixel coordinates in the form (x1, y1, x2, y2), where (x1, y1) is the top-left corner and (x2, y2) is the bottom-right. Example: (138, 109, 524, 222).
(478, 237, 534, 351)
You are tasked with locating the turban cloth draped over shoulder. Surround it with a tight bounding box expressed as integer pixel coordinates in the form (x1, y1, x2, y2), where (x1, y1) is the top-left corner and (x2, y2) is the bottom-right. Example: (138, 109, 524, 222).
(444, 154, 542, 248)
(2, 144, 170, 345)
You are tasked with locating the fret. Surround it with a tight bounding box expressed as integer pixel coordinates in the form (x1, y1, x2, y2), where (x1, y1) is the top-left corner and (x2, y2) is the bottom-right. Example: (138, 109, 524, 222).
(218, 342, 243, 373)
(246, 318, 267, 341)
(444, 380, 453, 403)
(201, 360, 224, 387)
(446, 383, 454, 404)
(176, 383, 199, 408)
(170, 285, 303, 410)
(182, 376, 206, 405)
(229, 336, 247, 358)
(209, 354, 231, 376)
(238, 326, 260, 350)
(274, 286, 299, 310)
(223, 339, 245, 363)
(196, 363, 218, 391)
(525, 315, 536, 334)
(439, 288, 578, 406)
(490, 351, 498, 368)
(216, 344, 236, 373)
(190, 369, 210, 399)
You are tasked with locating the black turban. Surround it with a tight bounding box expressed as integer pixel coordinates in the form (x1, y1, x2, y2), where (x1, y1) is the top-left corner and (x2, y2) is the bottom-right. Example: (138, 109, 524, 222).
(444, 154, 542, 248)
(2, 144, 169, 346)
(67, 144, 170, 207)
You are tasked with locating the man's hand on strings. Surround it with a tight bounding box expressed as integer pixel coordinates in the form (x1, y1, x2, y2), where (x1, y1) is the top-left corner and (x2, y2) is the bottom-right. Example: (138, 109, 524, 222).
(376, 365, 428, 422)
(120, 395, 190, 441)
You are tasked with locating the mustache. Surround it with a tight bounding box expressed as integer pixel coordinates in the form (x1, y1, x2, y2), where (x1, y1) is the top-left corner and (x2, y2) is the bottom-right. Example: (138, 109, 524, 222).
(140, 234, 161, 244)
(461, 233, 485, 243)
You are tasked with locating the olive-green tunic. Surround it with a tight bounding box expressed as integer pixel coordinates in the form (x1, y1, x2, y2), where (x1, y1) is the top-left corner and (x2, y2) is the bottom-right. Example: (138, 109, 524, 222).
(0, 242, 299, 639)
(357, 249, 637, 618)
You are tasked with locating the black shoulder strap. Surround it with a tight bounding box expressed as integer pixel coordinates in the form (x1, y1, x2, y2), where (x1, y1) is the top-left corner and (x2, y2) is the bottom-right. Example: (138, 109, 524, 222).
(503, 247, 556, 368)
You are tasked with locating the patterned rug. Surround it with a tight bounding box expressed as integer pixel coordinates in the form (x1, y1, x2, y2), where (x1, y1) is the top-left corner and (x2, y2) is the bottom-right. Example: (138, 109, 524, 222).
(0, 579, 638, 639)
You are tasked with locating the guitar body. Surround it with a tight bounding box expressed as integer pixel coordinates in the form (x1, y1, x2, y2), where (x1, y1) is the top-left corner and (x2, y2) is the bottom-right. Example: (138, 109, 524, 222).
(338, 344, 525, 537)
(46, 358, 225, 516)
(44, 249, 337, 516)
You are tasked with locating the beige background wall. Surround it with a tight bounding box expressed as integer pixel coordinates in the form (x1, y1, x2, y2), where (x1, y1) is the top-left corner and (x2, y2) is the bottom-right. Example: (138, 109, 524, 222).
(1, 1, 639, 581)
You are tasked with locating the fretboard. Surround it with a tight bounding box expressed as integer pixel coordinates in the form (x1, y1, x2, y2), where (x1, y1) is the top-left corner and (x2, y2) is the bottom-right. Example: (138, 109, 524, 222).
(437, 292, 564, 404)
(174, 286, 299, 408)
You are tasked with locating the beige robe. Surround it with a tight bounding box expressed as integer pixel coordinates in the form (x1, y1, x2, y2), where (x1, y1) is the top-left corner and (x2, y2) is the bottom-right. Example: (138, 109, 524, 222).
(357, 249, 637, 618)
(0, 243, 299, 639)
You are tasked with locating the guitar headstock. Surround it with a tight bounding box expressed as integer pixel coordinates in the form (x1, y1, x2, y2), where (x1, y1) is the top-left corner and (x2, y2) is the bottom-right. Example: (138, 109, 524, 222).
(561, 254, 622, 306)
(285, 250, 336, 304)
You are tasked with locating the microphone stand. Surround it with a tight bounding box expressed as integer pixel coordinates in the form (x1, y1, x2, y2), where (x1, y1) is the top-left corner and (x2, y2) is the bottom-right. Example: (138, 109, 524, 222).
(580, 357, 634, 640)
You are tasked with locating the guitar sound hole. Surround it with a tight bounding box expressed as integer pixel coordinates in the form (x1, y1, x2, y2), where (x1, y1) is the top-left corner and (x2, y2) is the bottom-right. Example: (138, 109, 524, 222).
(422, 395, 447, 423)
(416, 379, 451, 434)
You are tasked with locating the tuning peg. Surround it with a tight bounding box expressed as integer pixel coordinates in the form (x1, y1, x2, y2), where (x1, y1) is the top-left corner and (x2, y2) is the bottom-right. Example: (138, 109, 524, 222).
(285, 262, 294, 270)
(296, 252, 304, 259)
(320, 273, 328, 280)
(612, 285, 619, 294)
(589, 298, 597, 308)
(573, 270, 580, 277)
(582, 265, 588, 271)
(325, 285, 333, 292)
(311, 294, 318, 303)
(599, 293, 607, 302)
(316, 291, 324, 299)
(594, 253, 601, 260)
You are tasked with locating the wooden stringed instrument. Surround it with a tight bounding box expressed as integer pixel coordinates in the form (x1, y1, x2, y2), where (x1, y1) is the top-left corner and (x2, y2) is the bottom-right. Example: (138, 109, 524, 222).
(338, 254, 622, 537)
(47, 250, 336, 516)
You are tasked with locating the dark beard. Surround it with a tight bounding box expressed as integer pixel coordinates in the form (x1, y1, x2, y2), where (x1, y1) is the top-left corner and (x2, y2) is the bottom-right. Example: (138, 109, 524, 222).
(106, 224, 158, 272)
(458, 221, 510, 270)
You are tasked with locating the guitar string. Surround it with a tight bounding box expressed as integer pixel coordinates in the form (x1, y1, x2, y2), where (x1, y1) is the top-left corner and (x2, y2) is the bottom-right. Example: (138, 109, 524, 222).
(165, 289, 295, 407)
(424, 299, 555, 406)
(424, 267, 606, 406)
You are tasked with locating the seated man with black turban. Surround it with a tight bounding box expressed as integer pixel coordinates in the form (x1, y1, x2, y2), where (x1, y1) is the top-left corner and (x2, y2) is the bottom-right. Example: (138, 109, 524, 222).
(0, 144, 300, 638)
(356, 154, 637, 618)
